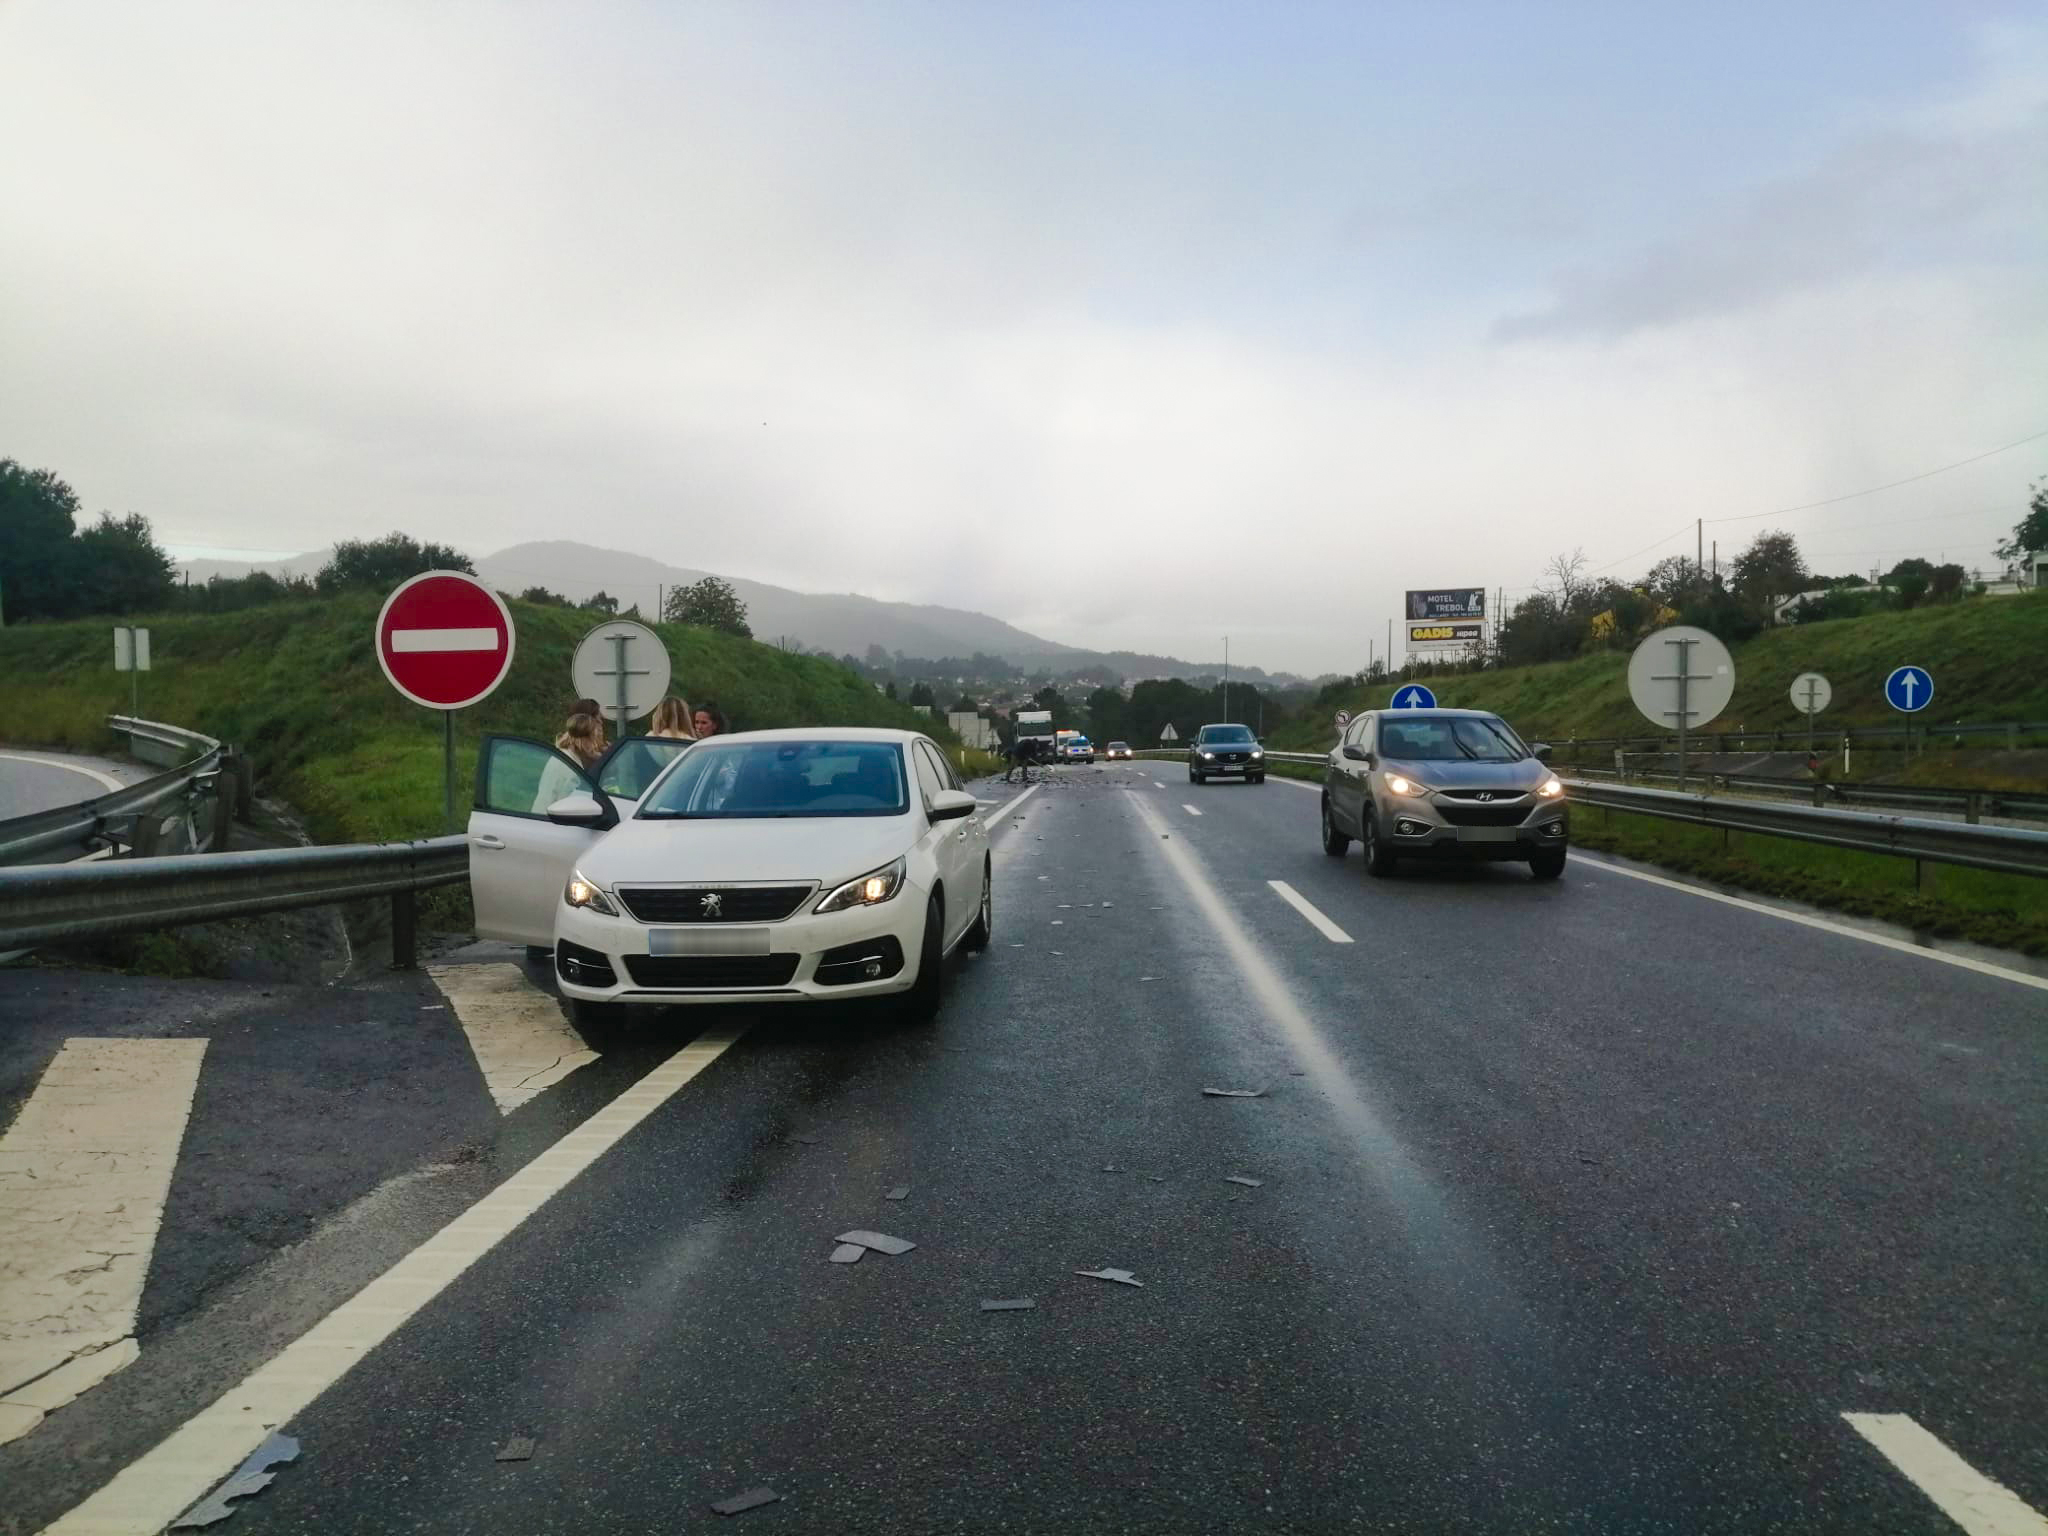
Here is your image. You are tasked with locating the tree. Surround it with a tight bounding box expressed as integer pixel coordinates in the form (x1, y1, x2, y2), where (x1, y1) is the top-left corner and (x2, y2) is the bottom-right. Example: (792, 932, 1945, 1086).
(664, 575, 751, 637)
(579, 590, 620, 616)
(73, 513, 176, 616)
(1929, 563, 1967, 601)
(1643, 554, 1706, 608)
(1084, 685, 1129, 743)
(1994, 481, 2048, 562)
(1729, 529, 1808, 614)
(907, 682, 936, 707)
(315, 532, 474, 593)
(1884, 557, 1935, 587)
(0, 459, 84, 622)
(518, 585, 567, 606)
(1031, 685, 1066, 717)
(1540, 547, 1591, 612)
(949, 694, 978, 713)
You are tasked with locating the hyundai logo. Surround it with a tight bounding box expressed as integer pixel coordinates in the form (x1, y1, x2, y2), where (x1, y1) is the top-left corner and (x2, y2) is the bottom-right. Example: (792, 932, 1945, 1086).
(699, 892, 723, 918)
(1475, 792, 1495, 802)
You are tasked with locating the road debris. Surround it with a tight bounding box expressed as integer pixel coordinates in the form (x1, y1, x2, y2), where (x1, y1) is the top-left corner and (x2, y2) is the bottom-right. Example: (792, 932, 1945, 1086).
(885, 1185, 910, 1201)
(495, 1436, 536, 1462)
(829, 1244, 865, 1264)
(1225, 1176, 1264, 1188)
(1074, 1268, 1144, 1288)
(1202, 1087, 1265, 1098)
(981, 1299, 1036, 1312)
(169, 1433, 299, 1528)
(788, 1133, 820, 1145)
(710, 1486, 785, 1516)
(835, 1230, 917, 1256)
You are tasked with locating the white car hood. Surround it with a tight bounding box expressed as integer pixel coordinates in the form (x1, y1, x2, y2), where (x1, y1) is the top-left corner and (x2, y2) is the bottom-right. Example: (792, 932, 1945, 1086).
(581, 813, 916, 888)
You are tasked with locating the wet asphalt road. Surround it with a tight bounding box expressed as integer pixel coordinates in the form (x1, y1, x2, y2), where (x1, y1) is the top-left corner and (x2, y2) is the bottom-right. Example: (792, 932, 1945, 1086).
(5, 761, 2046, 1533)
(0, 750, 138, 820)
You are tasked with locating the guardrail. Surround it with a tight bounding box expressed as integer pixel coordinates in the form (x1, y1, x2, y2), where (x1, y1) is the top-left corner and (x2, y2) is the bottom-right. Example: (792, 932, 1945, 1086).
(0, 836, 469, 968)
(0, 717, 245, 868)
(1572, 766, 2048, 823)
(1548, 719, 2048, 761)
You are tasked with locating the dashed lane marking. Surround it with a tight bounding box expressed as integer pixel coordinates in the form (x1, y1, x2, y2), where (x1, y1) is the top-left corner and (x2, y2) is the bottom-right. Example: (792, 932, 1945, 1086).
(1843, 1413, 2048, 1534)
(1182, 804, 1203, 817)
(425, 962, 599, 1114)
(1153, 781, 1165, 789)
(1, 1038, 206, 1444)
(1267, 881, 1354, 943)
(38, 1027, 750, 1536)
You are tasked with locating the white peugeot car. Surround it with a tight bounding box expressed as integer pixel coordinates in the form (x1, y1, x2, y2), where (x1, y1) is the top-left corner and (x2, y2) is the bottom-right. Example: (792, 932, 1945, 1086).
(467, 728, 991, 1025)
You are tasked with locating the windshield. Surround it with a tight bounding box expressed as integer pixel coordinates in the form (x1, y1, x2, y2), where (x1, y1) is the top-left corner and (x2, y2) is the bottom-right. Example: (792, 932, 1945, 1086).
(1379, 716, 1529, 763)
(637, 740, 908, 819)
(1200, 726, 1255, 744)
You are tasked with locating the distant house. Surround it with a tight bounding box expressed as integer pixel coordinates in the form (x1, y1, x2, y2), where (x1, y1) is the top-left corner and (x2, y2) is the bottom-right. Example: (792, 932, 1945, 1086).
(1773, 584, 1880, 622)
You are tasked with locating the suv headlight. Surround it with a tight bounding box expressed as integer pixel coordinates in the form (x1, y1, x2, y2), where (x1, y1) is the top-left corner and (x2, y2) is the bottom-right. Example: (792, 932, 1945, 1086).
(1536, 777, 1564, 799)
(1385, 775, 1425, 796)
(1251, 748, 1264, 758)
(564, 871, 618, 915)
(815, 856, 907, 913)
(1199, 749, 1215, 759)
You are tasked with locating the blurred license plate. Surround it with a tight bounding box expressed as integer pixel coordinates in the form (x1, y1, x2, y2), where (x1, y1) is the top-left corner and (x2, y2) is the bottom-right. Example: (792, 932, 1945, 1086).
(1457, 827, 1518, 843)
(649, 927, 771, 956)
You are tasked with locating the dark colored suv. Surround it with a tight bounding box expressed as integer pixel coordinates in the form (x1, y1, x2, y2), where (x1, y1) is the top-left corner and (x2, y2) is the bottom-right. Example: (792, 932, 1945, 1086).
(1320, 709, 1567, 878)
(1188, 723, 1265, 785)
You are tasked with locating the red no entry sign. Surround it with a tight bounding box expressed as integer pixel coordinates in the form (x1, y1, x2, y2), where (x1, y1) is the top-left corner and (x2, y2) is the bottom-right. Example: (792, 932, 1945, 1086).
(375, 571, 516, 710)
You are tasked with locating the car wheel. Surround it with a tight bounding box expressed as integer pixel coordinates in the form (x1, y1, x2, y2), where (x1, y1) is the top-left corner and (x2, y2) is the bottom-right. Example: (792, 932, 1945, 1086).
(1530, 850, 1567, 881)
(962, 861, 992, 950)
(1252, 773, 1266, 784)
(1189, 767, 1202, 784)
(571, 997, 625, 1029)
(1362, 806, 1398, 878)
(905, 894, 945, 1024)
(1321, 797, 1351, 856)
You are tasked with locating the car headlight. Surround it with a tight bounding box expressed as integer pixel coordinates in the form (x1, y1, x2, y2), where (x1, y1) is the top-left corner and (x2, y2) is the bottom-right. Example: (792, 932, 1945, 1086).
(1385, 775, 1425, 796)
(1536, 777, 1564, 799)
(564, 871, 618, 915)
(1251, 748, 1264, 757)
(815, 855, 907, 913)
(1199, 750, 1215, 759)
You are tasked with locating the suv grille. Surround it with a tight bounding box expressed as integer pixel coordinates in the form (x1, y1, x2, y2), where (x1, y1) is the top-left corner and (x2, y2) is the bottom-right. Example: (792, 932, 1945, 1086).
(1434, 801, 1531, 828)
(622, 954, 801, 989)
(615, 885, 812, 923)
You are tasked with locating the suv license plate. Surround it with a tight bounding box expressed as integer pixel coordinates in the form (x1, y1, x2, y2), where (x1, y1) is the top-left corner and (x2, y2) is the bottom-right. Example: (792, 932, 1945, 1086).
(649, 927, 771, 956)
(1457, 827, 1519, 843)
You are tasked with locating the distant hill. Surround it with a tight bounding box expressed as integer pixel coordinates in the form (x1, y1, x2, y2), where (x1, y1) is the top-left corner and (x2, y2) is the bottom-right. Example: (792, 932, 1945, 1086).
(175, 540, 1312, 686)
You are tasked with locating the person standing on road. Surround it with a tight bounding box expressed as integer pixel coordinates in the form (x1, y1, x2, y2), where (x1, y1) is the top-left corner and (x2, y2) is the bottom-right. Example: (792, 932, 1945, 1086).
(649, 697, 696, 740)
(532, 711, 607, 811)
(570, 697, 610, 756)
(691, 702, 727, 739)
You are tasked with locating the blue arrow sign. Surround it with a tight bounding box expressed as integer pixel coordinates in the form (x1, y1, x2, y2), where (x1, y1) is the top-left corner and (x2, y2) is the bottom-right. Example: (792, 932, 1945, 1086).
(1391, 684, 1437, 709)
(1884, 665, 1933, 713)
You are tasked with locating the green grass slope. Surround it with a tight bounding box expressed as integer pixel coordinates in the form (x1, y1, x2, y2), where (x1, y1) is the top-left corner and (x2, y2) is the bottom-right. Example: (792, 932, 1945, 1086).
(0, 594, 946, 845)
(1274, 592, 2048, 751)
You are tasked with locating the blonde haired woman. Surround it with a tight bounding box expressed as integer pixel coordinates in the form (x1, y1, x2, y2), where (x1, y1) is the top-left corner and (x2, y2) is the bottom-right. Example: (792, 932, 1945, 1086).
(532, 711, 607, 812)
(649, 696, 696, 740)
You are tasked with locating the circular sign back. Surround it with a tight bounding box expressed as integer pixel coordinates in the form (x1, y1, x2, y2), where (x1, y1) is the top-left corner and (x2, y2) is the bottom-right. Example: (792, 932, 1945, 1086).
(1626, 625, 1736, 732)
(571, 620, 673, 723)
(1788, 672, 1833, 714)
(375, 571, 516, 711)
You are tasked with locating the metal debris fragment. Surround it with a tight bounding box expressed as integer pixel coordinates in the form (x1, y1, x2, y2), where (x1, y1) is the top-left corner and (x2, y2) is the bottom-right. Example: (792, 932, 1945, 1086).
(710, 1486, 785, 1516)
(1074, 1267, 1144, 1288)
(495, 1437, 536, 1462)
(885, 1185, 909, 1201)
(829, 1243, 865, 1264)
(1225, 1176, 1264, 1188)
(1201, 1087, 1265, 1098)
(981, 1299, 1036, 1312)
(169, 1433, 300, 1528)
(835, 1230, 916, 1256)
(788, 1133, 819, 1145)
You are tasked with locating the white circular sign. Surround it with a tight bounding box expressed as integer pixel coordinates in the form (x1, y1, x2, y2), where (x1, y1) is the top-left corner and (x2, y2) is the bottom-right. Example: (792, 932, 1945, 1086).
(1787, 672, 1832, 715)
(1334, 710, 1351, 727)
(571, 620, 672, 724)
(1627, 625, 1736, 733)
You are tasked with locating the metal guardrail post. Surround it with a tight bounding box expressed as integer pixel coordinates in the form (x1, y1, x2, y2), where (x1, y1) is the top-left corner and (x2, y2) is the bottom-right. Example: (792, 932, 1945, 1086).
(391, 888, 417, 970)
(1966, 794, 1982, 826)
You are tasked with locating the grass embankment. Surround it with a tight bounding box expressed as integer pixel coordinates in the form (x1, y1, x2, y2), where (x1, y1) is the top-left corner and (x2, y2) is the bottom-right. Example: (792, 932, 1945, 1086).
(0, 593, 949, 847)
(1272, 592, 2048, 752)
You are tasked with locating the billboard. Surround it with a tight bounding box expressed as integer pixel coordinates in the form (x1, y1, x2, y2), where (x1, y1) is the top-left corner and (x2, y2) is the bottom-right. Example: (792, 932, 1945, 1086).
(1405, 588, 1486, 652)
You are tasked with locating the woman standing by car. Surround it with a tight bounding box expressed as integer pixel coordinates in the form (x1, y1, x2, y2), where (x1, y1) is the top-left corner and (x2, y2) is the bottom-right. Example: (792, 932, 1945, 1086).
(531, 711, 607, 812)
(649, 697, 696, 740)
(691, 702, 727, 739)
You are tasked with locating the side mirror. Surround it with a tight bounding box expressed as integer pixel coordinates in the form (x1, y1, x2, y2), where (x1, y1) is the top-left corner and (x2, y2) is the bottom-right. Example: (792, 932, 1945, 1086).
(1340, 744, 1369, 762)
(546, 792, 616, 829)
(1532, 743, 1554, 763)
(928, 789, 977, 822)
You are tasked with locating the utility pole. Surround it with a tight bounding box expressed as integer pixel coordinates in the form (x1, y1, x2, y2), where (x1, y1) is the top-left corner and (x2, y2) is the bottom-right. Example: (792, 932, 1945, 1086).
(1222, 635, 1230, 723)
(1697, 518, 1703, 583)
(1386, 618, 1393, 674)
(657, 583, 664, 622)
(1712, 541, 1717, 586)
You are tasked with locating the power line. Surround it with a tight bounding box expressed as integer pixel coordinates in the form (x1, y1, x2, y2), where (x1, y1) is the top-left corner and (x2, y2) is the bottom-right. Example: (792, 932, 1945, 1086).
(1585, 522, 1694, 575)
(1703, 426, 2048, 526)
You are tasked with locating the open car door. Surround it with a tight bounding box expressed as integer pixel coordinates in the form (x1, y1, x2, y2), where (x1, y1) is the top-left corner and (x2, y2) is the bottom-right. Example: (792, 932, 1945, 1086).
(590, 734, 693, 811)
(468, 735, 620, 947)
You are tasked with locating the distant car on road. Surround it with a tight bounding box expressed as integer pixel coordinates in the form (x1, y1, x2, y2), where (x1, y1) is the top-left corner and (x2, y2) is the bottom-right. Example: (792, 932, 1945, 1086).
(1063, 736, 1096, 763)
(1320, 709, 1567, 879)
(466, 728, 992, 1026)
(1188, 723, 1265, 784)
(1104, 741, 1132, 760)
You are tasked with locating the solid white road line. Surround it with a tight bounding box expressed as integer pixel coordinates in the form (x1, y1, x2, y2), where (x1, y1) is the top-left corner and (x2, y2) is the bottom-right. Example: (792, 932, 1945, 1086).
(1267, 881, 1354, 944)
(1271, 774, 1319, 791)
(1843, 1413, 2048, 1535)
(1571, 854, 2048, 995)
(1182, 804, 1204, 817)
(39, 1028, 749, 1536)
(0, 1038, 207, 1444)
(425, 963, 600, 1114)
(981, 783, 1040, 832)
(0, 753, 127, 794)
(387, 627, 499, 652)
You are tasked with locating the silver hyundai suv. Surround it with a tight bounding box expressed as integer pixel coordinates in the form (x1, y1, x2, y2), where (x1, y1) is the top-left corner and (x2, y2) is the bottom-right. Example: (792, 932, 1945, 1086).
(1320, 709, 1568, 879)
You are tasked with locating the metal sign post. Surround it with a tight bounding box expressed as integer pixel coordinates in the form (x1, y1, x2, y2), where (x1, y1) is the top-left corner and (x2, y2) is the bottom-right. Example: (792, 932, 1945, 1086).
(114, 626, 150, 715)
(1788, 672, 1833, 756)
(1627, 625, 1736, 792)
(571, 620, 672, 739)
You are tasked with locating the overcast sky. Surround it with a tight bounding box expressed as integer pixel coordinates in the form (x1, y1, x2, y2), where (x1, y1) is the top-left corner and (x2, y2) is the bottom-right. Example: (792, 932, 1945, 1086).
(3, 2, 2043, 674)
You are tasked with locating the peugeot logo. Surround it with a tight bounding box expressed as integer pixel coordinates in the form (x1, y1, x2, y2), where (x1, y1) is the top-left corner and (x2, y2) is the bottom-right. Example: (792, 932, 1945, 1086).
(699, 892, 723, 918)
(1475, 792, 1495, 802)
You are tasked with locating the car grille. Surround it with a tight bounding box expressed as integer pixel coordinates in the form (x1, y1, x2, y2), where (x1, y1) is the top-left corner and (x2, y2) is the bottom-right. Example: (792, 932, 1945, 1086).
(622, 954, 801, 989)
(615, 885, 812, 923)
(1210, 751, 1248, 763)
(1433, 800, 1531, 828)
